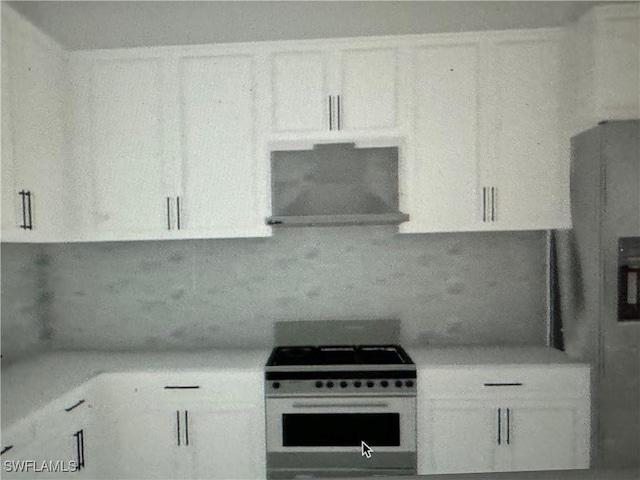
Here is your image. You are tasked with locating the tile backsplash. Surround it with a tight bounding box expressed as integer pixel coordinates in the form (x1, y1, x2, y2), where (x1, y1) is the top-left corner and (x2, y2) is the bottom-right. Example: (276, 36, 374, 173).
(1, 243, 50, 363)
(2, 227, 548, 354)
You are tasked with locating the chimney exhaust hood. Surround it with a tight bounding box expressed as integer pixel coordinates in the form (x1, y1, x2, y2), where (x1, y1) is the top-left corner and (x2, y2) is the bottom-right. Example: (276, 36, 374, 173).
(266, 143, 409, 227)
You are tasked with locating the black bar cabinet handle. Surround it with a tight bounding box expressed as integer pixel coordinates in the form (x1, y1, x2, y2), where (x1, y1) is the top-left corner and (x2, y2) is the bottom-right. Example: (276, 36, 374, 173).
(337, 95, 342, 130)
(1, 445, 14, 456)
(164, 385, 200, 390)
(491, 187, 496, 222)
(482, 187, 486, 222)
(65, 399, 85, 412)
(176, 410, 181, 446)
(26, 191, 33, 229)
(75, 432, 80, 468)
(80, 430, 85, 468)
(497, 408, 501, 445)
(176, 197, 181, 230)
(167, 197, 172, 230)
(484, 382, 523, 387)
(506, 408, 510, 445)
(73, 430, 84, 470)
(184, 410, 189, 446)
(19, 190, 27, 229)
(328, 96, 333, 130)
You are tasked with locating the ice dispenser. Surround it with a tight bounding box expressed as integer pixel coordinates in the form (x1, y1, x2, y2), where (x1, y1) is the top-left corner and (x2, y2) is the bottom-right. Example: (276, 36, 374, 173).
(619, 237, 640, 321)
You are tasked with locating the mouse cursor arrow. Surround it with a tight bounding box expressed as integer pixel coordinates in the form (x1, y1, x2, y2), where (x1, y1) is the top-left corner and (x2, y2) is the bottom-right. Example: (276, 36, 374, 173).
(361, 441, 373, 459)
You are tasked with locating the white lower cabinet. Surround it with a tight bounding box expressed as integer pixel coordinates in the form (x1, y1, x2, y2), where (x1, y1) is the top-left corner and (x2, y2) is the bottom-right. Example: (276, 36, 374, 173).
(190, 405, 265, 479)
(113, 402, 264, 479)
(422, 399, 586, 474)
(427, 401, 499, 474)
(2, 398, 92, 479)
(417, 365, 590, 475)
(105, 372, 265, 480)
(505, 402, 582, 471)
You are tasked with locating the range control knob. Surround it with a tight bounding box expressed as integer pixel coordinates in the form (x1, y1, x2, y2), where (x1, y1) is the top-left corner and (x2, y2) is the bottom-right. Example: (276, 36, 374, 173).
(381, 380, 389, 388)
(405, 380, 414, 387)
(326, 381, 334, 388)
(272, 382, 281, 389)
(366, 381, 375, 388)
(340, 381, 348, 388)
(395, 380, 403, 388)
(315, 381, 323, 388)
(354, 381, 362, 388)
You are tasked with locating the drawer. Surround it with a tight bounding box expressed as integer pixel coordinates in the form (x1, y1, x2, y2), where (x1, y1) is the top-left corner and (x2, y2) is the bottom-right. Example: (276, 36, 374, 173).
(418, 365, 590, 399)
(104, 371, 264, 407)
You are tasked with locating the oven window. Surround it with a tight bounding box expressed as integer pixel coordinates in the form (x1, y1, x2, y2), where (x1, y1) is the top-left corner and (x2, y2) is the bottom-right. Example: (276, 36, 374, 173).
(282, 413, 400, 447)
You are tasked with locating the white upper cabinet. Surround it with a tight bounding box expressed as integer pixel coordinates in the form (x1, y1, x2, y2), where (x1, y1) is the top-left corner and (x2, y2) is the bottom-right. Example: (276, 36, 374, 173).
(69, 50, 270, 242)
(483, 36, 570, 230)
(400, 41, 482, 233)
(1, 7, 69, 243)
(338, 48, 398, 131)
(564, 3, 640, 133)
(270, 51, 328, 133)
(268, 46, 401, 138)
(176, 54, 269, 238)
(10, 5, 629, 241)
(71, 56, 170, 240)
(400, 31, 570, 233)
(592, 5, 640, 122)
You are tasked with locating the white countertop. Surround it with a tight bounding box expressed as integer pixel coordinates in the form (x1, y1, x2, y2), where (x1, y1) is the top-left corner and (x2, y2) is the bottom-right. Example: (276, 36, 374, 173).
(406, 345, 586, 367)
(1, 346, 586, 430)
(1, 348, 270, 429)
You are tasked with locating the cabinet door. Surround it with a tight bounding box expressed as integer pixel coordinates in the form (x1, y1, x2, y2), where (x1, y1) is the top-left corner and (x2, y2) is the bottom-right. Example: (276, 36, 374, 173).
(1, 9, 68, 242)
(402, 42, 481, 233)
(270, 51, 329, 133)
(1, 11, 17, 237)
(593, 6, 640, 121)
(420, 401, 500, 474)
(191, 405, 266, 479)
(486, 38, 569, 230)
(113, 405, 183, 479)
(177, 54, 268, 238)
(507, 403, 585, 471)
(339, 48, 398, 131)
(77, 56, 169, 239)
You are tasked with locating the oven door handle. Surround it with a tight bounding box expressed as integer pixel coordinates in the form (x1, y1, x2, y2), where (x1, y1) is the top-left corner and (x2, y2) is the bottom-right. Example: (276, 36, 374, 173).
(292, 402, 390, 409)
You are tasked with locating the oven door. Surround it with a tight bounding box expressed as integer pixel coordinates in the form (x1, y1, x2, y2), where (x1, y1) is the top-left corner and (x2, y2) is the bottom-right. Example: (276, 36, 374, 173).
(266, 395, 416, 478)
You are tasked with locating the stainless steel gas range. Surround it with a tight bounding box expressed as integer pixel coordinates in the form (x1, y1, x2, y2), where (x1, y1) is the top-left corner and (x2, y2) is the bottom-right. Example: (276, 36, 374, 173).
(265, 344, 417, 479)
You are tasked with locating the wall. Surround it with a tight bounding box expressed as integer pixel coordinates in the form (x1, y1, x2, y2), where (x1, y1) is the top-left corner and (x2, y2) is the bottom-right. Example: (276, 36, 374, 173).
(33, 227, 549, 351)
(0, 244, 51, 364)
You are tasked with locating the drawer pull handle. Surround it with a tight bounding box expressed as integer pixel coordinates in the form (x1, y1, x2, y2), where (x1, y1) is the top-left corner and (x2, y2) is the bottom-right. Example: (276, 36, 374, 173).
(164, 385, 200, 389)
(65, 399, 86, 412)
(1, 445, 13, 456)
(484, 382, 523, 387)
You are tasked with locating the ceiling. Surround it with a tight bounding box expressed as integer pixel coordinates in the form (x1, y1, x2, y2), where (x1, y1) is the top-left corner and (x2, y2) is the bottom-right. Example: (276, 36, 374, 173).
(6, 1, 609, 51)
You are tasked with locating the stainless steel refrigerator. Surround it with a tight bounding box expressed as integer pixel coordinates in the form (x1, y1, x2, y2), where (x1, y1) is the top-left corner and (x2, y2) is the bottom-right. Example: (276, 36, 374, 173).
(555, 120, 640, 468)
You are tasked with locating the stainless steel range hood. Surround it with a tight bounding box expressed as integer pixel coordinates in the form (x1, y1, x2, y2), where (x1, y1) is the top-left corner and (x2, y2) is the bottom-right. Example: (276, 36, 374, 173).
(266, 143, 409, 227)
